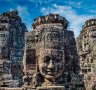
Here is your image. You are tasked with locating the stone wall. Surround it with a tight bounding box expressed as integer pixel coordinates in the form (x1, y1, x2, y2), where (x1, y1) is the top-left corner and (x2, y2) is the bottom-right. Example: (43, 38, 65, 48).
(0, 10, 27, 87)
(76, 18, 96, 90)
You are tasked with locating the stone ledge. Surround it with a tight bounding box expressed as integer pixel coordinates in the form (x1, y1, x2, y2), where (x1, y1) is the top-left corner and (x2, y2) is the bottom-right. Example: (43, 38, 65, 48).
(37, 86, 65, 90)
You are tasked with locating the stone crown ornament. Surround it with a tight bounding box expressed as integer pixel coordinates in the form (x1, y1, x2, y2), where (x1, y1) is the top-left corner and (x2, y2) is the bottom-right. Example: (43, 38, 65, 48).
(32, 14, 68, 29)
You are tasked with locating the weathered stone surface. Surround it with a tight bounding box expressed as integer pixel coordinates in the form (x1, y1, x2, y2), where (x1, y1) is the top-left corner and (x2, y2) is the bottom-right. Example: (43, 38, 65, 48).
(0, 11, 85, 90)
(0, 10, 27, 87)
(76, 18, 96, 90)
(23, 14, 83, 90)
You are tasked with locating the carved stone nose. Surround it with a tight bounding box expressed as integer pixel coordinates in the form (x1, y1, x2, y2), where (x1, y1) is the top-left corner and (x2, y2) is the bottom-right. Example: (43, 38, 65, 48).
(48, 60, 54, 69)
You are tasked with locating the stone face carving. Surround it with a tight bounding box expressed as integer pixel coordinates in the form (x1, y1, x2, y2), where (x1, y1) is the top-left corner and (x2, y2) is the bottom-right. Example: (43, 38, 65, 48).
(0, 11, 85, 90)
(38, 49, 64, 84)
(23, 14, 82, 90)
(34, 25, 65, 86)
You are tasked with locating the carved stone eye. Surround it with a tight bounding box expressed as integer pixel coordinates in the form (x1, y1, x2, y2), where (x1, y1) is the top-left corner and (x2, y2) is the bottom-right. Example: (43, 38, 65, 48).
(44, 56, 50, 63)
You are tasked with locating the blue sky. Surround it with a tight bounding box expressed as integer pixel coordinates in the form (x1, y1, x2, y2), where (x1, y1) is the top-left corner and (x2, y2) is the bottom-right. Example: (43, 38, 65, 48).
(0, 0, 96, 37)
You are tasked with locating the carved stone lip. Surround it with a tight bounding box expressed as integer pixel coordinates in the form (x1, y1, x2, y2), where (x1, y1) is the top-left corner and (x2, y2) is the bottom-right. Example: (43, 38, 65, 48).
(46, 71, 56, 75)
(46, 70, 55, 72)
(47, 73, 54, 76)
(46, 70, 56, 73)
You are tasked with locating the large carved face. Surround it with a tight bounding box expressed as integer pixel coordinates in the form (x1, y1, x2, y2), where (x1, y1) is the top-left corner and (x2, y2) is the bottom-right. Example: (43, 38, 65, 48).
(38, 49, 64, 79)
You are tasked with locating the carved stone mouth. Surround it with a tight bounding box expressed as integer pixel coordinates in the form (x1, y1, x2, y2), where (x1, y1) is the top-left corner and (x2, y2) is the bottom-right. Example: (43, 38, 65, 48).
(47, 70, 55, 72)
(46, 70, 56, 75)
(47, 73, 54, 75)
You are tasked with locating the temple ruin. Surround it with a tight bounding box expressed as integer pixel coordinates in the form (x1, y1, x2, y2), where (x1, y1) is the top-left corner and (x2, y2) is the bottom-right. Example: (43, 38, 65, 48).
(0, 10, 27, 88)
(0, 10, 87, 90)
(76, 19, 96, 90)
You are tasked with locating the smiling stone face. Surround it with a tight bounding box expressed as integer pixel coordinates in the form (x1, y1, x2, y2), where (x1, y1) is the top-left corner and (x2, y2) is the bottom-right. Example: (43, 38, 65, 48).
(38, 49, 64, 79)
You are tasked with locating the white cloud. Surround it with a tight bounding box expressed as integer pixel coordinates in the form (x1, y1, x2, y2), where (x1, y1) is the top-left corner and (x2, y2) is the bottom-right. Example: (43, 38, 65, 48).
(66, 1, 82, 8)
(9, 8, 14, 11)
(17, 6, 32, 31)
(9, 6, 32, 31)
(41, 4, 96, 37)
(29, 0, 42, 7)
(90, 10, 96, 14)
(17, 6, 30, 21)
(29, 0, 60, 3)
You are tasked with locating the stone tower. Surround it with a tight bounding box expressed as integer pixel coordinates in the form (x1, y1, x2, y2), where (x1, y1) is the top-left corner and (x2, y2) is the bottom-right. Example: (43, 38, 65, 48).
(0, 10, 27, 87)
(76, 18, 96, 90)
(23, 14, 84, 90)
